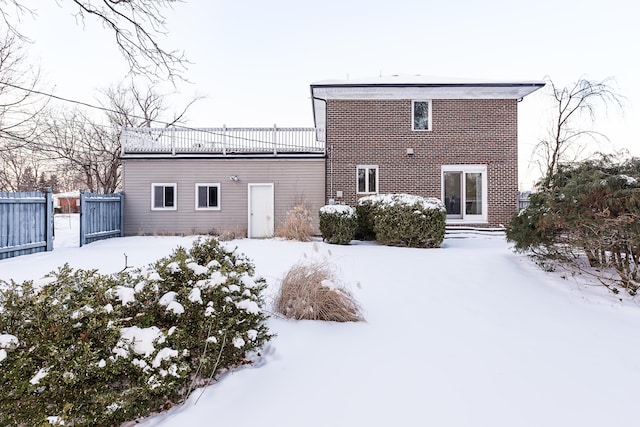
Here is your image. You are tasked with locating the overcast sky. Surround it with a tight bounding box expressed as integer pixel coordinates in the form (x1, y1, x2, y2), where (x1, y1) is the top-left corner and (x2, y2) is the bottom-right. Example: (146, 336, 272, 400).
(18, 0, 640, 188)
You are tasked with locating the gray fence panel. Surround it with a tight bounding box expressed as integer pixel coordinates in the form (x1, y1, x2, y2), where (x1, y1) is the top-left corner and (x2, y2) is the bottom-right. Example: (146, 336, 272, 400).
(0, 189, 54, 260)
(517, 191, 531, 210)
(79, 191, 124, 247)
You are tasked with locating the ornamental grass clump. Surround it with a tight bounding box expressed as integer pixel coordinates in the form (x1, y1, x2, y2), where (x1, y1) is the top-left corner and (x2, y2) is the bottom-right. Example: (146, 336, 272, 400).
(0, 237, 272, 427)
(319, 204, 357, 245)
(373, 194, 446, 248)
(275, 260, 363, 322)
(275, 204, 314, 242)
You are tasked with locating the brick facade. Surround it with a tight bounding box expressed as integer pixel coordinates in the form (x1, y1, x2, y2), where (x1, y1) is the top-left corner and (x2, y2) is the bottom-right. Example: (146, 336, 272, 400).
(325, 98, 518, 227)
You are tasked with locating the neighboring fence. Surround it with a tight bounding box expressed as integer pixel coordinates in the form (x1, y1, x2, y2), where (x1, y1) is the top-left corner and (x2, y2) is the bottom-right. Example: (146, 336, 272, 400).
(517, 191, 531, 210)
(79, 191, 124, 247)
(0, 190, 54, 260)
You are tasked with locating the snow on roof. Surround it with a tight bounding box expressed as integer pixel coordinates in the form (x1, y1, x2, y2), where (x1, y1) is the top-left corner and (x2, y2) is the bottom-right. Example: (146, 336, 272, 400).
(311, 74, 545, 87)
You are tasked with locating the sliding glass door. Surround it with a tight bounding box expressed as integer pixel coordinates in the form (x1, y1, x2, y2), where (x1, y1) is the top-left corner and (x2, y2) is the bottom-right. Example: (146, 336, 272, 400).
(442, 166, 487, 222)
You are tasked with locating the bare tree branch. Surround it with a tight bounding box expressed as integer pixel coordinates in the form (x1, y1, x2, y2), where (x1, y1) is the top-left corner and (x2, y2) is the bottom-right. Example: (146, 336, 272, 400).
(0, 0, 188, 82)
(535, 77, 625, 190)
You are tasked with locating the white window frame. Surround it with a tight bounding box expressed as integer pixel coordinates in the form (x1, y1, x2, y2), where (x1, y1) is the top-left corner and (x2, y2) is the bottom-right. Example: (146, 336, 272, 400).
(151, 183, 177, 211)
(195, 183, 221, 211)
(356, 165, 379, 194)
(441, 165, 488, 223)
(412, 100, 432, 131)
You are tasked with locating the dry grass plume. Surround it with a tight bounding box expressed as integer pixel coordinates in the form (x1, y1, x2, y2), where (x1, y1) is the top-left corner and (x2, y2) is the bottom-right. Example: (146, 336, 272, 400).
(275, 204, 314, 242)
(275, 261, 364, 322)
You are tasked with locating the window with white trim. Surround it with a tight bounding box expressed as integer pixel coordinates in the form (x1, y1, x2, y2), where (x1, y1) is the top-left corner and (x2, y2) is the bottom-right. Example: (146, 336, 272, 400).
(151, 183, 177, 210)
(357, 165, 378, 194)
(412, 100, 432, 131)
(195, 183, 221, 210)
(441, 165, 487, 222)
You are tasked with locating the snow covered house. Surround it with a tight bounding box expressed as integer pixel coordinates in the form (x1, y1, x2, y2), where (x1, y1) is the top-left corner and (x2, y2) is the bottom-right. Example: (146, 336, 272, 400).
(120, 76, 543, 236)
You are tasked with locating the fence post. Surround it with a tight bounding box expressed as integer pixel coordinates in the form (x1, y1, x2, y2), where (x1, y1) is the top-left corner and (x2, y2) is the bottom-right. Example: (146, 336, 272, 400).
(79, 189, 86, 247)
(45, 188, 54, 252)
(119, 192, 125, 237)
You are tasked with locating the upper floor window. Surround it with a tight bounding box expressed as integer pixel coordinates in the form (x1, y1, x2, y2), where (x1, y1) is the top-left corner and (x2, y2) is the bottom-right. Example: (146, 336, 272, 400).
(151, 183, 177, 210)
(412, 100, 432, 131)
(195, 183, 221, 210)
(357, 165, 378, 194)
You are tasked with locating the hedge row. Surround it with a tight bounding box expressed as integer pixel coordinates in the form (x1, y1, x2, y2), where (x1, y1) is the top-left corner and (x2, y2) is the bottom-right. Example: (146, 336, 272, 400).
(319, 194, 446, 248)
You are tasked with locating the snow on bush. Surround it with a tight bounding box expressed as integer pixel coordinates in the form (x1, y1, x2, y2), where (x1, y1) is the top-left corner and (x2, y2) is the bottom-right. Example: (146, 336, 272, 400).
(319, 204, 357, 245)
(357, 194, 446, 248)
(0, 237, 272, 427)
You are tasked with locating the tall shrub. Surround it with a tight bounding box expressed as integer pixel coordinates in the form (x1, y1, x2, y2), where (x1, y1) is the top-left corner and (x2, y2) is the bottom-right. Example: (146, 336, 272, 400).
(356, 195, 384, 240)
(507, 155, 640, 293)
(373, 194, 446, 248)
(319, 204, 357, 245)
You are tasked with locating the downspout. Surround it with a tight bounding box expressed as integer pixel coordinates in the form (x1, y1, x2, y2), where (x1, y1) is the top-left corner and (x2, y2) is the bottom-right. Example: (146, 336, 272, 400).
(311, 88, 331, 203)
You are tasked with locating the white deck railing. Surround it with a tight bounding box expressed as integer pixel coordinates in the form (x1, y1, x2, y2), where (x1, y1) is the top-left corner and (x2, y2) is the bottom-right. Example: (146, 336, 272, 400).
(121, 126, 325, 156)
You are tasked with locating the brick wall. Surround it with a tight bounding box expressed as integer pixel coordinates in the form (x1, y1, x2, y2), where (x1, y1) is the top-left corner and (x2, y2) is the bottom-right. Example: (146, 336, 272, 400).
(325, 98, 518, 227)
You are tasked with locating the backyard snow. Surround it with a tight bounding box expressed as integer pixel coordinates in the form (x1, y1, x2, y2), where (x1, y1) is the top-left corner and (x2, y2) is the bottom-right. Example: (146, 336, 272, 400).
(2, 214, 640, 426)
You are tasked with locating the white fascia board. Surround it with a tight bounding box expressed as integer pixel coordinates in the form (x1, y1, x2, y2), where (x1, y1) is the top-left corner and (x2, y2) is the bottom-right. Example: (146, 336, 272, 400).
(311, 84, 544, 100)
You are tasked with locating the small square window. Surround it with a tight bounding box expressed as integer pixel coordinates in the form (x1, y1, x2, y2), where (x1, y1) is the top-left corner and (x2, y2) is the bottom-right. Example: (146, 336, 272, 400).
(357, 165, 378, 194)
(195, 183, 221, 210)
(412, 100, 431, 131)
(151, 183, 177, 210)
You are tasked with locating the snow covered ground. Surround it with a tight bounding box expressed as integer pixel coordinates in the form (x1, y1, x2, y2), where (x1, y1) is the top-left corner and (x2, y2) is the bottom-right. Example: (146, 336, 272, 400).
(2, 214, 640, 426)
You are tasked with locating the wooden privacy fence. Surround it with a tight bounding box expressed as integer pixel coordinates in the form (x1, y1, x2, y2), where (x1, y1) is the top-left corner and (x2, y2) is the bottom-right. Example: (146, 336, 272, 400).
(0, 190, 54, 260)
(79, 190, 124, 247)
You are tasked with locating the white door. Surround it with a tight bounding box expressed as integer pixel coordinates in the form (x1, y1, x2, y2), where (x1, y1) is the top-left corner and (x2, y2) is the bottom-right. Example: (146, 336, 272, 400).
(248, 183, 274, 238)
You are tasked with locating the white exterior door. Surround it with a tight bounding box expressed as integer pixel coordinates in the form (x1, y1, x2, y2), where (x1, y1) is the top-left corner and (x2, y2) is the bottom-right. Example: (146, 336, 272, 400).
(248, 183, 274, 238)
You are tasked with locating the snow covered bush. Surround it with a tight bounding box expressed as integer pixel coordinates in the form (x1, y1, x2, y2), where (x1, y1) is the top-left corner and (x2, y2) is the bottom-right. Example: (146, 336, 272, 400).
(507, 155, 640, 294)
(355, 195, 383, 240)
(275, 259, 363, 322)
(319, 204, 357, 244)
(276, 204, 314, 241)
(373, 194, 446, 248)
(0, 237, 272, 427)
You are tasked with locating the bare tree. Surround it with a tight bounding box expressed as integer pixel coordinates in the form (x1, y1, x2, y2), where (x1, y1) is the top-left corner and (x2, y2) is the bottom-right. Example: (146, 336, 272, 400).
(0, 33, 46, 148)
(37, 81, 199, 193)
(0, 0, 187, 81)
(101, 80, 199, 128)
(535, 77, 624, 189)
(0, 33, 50, 191)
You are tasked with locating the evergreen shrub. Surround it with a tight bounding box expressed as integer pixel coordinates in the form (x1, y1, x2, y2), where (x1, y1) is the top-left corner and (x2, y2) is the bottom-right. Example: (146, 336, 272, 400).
(373, 194, 446, 248)
(507, 155, 640, 293)
(319, 205, 357, 245)
(355, 195, 381, 240)
(0, 237, 272, 426)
